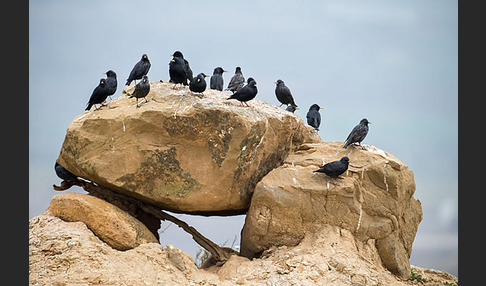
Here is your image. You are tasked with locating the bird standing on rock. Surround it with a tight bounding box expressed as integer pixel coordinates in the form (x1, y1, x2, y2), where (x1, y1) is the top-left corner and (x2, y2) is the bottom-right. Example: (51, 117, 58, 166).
(170, 51, 193, 86)
(210, 67, 226, 91)
(129, 75, 150, 108)
(343, 118, 371, 149)
(275, 79, 298, 109)
(225, 67, 245, 94)
(85, 78, 110, 111)
(227, 78, 257, 107)
(126, 54, 151, 86)
(313, 157, 349, 185)
(189, 73, 208, 97)
(104, 70, 117, 100)
(169, 55, 187, 90)
(306, 104, 324, 131)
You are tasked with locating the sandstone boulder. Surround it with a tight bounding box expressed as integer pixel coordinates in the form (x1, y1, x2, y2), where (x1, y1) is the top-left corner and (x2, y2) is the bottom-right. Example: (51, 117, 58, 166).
(240, 142, 423, 279)
(47, 192, 158, 250)
(57, 81, 320, 215)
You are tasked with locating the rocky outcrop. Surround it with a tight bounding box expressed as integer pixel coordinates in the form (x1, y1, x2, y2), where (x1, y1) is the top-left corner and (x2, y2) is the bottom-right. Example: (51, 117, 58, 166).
(29, 214, 456, 286)
(41, 81, 430, 283)
(240, 142, 423, 279)
(57, 81, 320, 215)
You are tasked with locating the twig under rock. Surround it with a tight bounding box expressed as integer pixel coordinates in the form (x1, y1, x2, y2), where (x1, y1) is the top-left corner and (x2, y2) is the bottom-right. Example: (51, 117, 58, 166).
(52, 179, 234, 264)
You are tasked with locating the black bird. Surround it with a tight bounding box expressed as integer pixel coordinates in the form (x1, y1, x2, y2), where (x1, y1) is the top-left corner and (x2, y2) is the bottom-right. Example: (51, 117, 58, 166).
(286, 105, 298, 113)
(343, 118, 371, 149)
(313, 157, 350, 184)
(169, 56, 187, 90)
(170, 51, 193, 85)
(306, 104, 324, 131)
(274, 79, 298, 109)
(189, 73, 209, 97)
(129, 75, 150, 108)
(227, 78, 257, 107)
(104, 70, 117, 100)
(55, 161, 79, 182)
(225, 67, 245, 93)
(210, 67, 226, 91)
(86, 78, 110, 111)
(126, 54, 151, 86)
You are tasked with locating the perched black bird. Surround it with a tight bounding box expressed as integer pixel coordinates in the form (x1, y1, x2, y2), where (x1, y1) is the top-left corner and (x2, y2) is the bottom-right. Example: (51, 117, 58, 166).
(189, 73, 209, 97)
(170, 51, 193, 85)
(343, 118, 371, 149)
(275, 79, 298, 109)
(129, 75, 150, 108)
(306, 104, 324, 131)
(85, 78, 110, 111)
(210, 67, 226, 91)
(55, 161, 78, 182)
(286, 105, 298, 113)
(169, 56, 187, 90)
(126, 54, 151, 86)
(225, 67, 245, 93)
(227, 78, 257, 107)
(313, 157, 350, 184)
(104, 70, 117, 100)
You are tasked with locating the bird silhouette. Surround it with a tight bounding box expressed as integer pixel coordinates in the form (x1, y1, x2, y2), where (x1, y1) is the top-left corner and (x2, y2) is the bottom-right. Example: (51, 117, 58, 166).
(189, 73, 208, 97)
(126, 54, 151, 86)
(225, 67, 245, 93)
(343, 118, 371, 149)
(275, 79, 298, 109)
(86, 78, 110, 111)
(210, 67, 226, 91)
(313, 157, 349, 185)
(306, 104, 324, 131)
(227, 78, 257, 107)
(129, 75, 150, 108)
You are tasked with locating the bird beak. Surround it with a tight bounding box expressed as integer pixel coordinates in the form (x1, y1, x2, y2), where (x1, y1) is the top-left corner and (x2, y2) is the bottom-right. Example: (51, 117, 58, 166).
(274, 82, 277, 84)
(320, 107, 324, 109)
(223, 70, 228, 72)
(170, 54, 173, 57)
(103, 72, 106, 75)
(171, 59, 175, 62)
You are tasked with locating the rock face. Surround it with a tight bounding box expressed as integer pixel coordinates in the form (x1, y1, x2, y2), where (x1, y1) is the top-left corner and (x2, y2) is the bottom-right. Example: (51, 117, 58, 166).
(57, 81, 320, 215)
(45, 81, 429, 283)
(47, 192, 158, 250)
(29, 214, 456, 286)
(240, 142, 423, 279)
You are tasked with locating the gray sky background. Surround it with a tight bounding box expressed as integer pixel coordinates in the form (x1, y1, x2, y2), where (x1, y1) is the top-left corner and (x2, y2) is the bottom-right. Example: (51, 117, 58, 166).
(29, 0, 458, 276)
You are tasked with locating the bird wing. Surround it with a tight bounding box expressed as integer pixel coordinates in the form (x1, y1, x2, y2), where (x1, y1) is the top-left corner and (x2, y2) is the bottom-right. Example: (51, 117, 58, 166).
(306, 111, 316, 127)
(227, 74, 245, 90)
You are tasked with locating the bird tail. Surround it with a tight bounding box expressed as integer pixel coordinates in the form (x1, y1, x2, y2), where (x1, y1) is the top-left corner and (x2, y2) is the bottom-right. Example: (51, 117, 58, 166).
(85, 103, 93, 111)
(227, 94, 235, 100)
(343, 141, 350, 149)
(125, 80, 131, 86)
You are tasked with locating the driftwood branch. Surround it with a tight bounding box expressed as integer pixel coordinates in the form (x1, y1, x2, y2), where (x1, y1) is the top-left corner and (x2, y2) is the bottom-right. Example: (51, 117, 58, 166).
(53, 179, 233, 264)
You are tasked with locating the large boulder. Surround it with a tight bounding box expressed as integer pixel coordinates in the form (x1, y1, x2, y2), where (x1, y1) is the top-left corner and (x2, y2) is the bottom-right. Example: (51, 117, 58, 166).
(240, 142, 423, 279)
(57, 81, 320, 215)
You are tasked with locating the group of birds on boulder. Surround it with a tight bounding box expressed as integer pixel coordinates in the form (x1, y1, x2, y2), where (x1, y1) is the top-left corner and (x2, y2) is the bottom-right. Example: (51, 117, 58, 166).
(79, 50, 371, 187)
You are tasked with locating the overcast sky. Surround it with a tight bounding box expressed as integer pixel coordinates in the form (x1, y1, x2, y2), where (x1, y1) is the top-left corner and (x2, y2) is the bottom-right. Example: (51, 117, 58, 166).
(29, 0, 458, 276)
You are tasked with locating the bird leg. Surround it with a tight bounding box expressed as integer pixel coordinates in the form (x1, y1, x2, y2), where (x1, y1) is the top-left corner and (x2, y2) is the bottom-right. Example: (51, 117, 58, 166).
(135, 98, 140, 108)
(244, 102, 250, 107)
